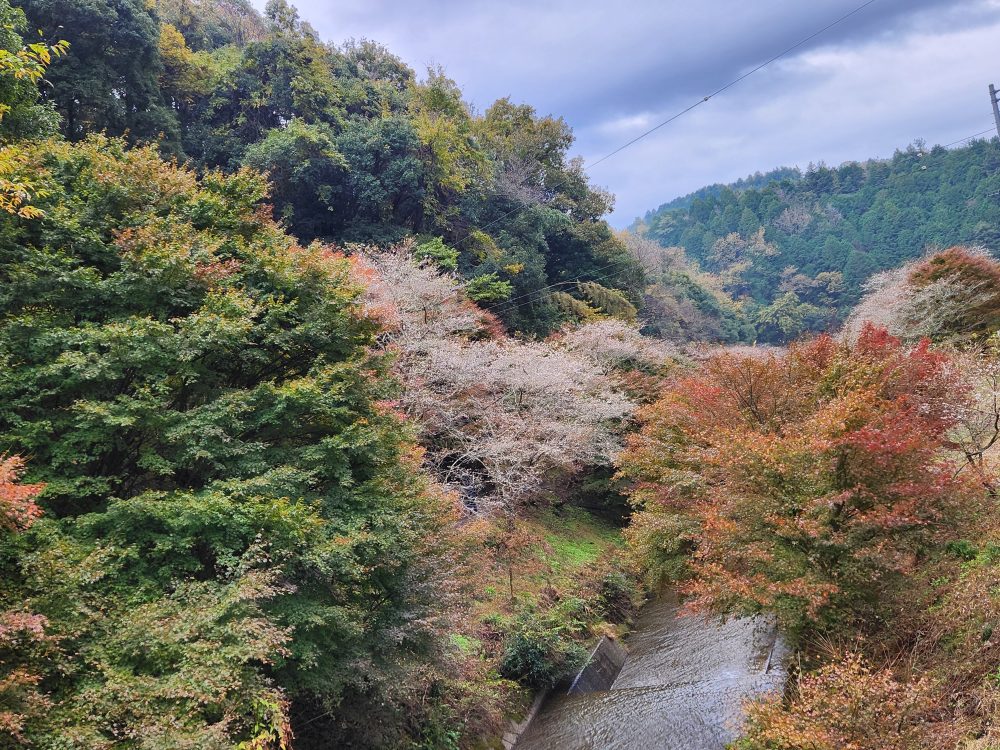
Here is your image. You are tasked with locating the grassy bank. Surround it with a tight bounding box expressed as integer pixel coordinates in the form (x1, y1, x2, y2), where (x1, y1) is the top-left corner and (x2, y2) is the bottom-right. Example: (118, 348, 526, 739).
(445, 505, 639, 746)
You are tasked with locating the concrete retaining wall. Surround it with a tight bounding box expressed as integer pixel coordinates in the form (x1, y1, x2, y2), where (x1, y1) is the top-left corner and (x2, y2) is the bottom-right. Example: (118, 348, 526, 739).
(567, 636, 627, 694)
(502, 689, 549, 750)
(504, 636, 628, 749)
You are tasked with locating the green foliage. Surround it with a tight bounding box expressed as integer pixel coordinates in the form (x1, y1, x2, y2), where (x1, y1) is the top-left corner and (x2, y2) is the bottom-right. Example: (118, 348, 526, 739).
(0, 1, 657, 742)
(754, 290, 826, 342)
(945, 539, 979, 561)
(464, 272, 512, 303)
(0, 0, 66, 220)
(22, 0, 178, 145)
(635, 139, 1000, 341)
(0, 135, 452, 747)
(242, 119, 347, 239)
(0, 0, 65, 140)
(497, 611, 588, 689)
(154, 0, 265, 51)
(645, 166, 802, 213)
(409, 67, 489, 223)
(578, 281, 638, 322)
(596, 571, 639, 623)
(13, 0, 642, 335)
(415, 236, 458, 271)
(551, 290, 599, 322)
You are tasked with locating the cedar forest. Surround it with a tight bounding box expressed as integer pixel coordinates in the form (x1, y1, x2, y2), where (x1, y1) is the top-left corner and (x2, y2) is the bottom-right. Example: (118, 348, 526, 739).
(2, 0, 1000, 748)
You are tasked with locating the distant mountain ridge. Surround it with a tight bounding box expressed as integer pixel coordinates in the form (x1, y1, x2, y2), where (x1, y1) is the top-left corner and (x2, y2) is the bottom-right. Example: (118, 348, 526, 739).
(629, 138, 1000, 342)
(633, 166, 802, 218)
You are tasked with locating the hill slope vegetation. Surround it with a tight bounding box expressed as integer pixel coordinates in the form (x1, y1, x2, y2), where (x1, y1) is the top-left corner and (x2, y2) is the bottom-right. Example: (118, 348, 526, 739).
(633, 139, 1000, 342)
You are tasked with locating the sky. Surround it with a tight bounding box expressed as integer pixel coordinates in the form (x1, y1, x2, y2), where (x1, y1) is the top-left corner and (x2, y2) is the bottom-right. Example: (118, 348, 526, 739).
(261, 0, 1000, 226)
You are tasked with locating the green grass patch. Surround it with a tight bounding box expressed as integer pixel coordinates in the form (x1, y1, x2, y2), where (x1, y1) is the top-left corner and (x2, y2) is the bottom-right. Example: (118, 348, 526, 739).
(449, 633, 482, 656)
(537, 506, 623, 574)
(472, 506, 624, 618)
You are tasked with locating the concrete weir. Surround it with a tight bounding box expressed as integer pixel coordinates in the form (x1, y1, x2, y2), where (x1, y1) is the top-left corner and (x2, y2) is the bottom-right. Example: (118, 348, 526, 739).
(567, 636, 628, 694)
(513, 595, 789, 750)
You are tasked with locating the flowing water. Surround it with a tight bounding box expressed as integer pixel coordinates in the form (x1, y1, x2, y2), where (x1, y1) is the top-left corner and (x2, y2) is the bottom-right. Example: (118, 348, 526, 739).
(515, 595, 789, 750)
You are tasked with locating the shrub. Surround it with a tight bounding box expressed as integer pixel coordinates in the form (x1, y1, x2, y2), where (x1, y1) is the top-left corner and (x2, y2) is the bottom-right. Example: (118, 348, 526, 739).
(465, 272, 513, 303)
(737, 653, 931, 750)
(596, 571, 639, 623)
(415, 236, 459, 271)
(498, 613, 587, 689)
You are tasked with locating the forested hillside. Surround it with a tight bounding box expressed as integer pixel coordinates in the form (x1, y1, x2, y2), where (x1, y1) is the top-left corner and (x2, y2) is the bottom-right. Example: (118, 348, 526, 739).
(644, 166, 801, 213)
(633, 140, 1000, 342)
(7, 0, 1000, 747)
(17, 0, 641, 336)
(0, 2, 663, 743)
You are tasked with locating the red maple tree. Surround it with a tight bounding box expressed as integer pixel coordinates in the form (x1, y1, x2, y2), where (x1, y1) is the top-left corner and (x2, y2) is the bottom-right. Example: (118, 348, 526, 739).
(0, 456, 49, 741)
(621, 325, 972, 628)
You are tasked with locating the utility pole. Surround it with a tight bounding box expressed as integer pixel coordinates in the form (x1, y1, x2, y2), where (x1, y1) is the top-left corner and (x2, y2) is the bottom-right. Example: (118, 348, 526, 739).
(991, 84, 1000, 139)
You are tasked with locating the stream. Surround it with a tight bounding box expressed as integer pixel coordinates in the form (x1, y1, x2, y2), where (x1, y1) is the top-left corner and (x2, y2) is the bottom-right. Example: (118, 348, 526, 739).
(515, 595, 789, 750)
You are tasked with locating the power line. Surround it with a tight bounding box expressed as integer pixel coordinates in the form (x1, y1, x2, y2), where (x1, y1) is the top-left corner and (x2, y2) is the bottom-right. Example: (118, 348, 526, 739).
(485, 122, 1000, 315)
(941, 126, 997, 149)
(464, 0, 997, 315)
(484, 262, 632, 313)
(587, 0, 882, 170)
(456, 0, 882, 249)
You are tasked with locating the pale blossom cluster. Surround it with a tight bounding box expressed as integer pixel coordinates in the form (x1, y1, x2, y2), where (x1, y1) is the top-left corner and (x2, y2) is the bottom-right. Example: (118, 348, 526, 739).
(358, 246, 638, 515)
(621, 233, 689, 276)
(843, 267, 911, 341)
(844, 247, 999, 343)
(773, 203, 814, 235)
(490, 155, 548, 206)
(357, 243, 485, 345)
(554, 318, 677, 370)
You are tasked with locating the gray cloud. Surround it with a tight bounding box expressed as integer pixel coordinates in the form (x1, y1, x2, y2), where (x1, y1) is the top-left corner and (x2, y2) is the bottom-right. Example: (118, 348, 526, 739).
(267, 0, 1000, 225)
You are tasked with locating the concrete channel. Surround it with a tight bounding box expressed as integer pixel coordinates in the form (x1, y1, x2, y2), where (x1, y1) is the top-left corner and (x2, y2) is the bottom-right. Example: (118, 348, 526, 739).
(513, 594, 789, 750)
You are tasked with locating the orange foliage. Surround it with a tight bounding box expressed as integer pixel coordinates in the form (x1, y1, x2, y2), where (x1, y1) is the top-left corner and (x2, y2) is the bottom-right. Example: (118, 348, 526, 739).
(0, 456, 43, 533)
(740, 653, 931, 750)
(0, 457, 48, 741)
(907, 246, 1000, 337)
(621, 325, 971, 627)
(909, 246, 1000, 289)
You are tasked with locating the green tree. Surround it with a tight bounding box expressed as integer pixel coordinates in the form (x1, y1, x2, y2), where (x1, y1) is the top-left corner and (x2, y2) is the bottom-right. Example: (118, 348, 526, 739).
(0, 136, 452, 746)
(754, 290, 824, 343)
(332, 115, 427, 241)
(0, 0, 66, 218)
(22, 0, 179, 144)
(409, 67, 489, 227)
(242, 119, 347, 240)
(416, 236, 459, 270)
(0, 0, 64, 140)
(465, 272, 513, 302)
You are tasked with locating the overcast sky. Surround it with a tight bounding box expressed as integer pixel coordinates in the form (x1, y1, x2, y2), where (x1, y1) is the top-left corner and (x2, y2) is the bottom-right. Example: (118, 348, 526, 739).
(264, 0, 1000, 226)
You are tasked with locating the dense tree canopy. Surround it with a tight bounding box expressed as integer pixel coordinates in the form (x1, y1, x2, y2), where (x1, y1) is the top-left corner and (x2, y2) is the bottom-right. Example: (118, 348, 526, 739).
(14, 0, 1000, 745)
(0, 2, 653, 745)
(25, 0, 176, 143)
(18, 0, 643, 336)
(620, 326, 972, 631)
(634, 140, 1000, 342)
(0, 135, 458, 747)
